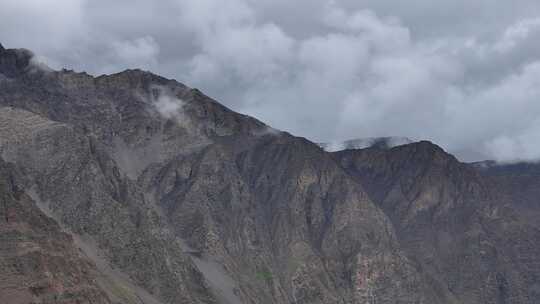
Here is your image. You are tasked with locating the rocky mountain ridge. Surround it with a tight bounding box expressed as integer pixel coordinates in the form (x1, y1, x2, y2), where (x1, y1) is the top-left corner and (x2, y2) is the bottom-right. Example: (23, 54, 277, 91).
(0, 43, 538, 304)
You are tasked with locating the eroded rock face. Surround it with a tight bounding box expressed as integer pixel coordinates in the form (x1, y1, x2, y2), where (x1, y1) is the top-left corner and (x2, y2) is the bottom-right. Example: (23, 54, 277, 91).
(0, 44, 538, 304)
(334, 142, 540, 304)
(0, 158, 111, 304)
(0, 107, 216, 304)
(142, 135, 441, 303)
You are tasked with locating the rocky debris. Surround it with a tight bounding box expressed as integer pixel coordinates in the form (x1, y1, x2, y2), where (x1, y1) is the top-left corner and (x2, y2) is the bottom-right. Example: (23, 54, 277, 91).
(0, 158, 112, 304)
(0, 106, 217, 304)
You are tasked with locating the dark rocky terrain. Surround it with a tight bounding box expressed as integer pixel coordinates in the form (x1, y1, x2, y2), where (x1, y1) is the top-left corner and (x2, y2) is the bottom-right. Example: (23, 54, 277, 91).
(0, 43, 538, 304)
(334, 143, 540, 303)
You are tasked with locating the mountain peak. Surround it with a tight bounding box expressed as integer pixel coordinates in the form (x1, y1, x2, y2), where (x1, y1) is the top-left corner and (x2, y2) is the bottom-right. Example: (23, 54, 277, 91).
(0, 44, 34, 77)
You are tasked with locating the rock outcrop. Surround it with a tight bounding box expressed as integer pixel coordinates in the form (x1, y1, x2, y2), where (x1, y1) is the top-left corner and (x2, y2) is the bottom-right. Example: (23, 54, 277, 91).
(0, 158, 111, 304)
(334, 141, 540, 303)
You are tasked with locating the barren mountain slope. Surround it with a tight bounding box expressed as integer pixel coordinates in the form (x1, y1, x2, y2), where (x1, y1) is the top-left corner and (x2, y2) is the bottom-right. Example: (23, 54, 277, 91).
(334, 142, 540, 303)
(0, 158, 112, 304)
(1, 43, 539, 304)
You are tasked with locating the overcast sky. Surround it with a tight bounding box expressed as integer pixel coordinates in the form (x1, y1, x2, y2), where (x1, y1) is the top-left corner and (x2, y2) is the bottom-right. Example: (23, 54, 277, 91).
(2, 0, 540, 162)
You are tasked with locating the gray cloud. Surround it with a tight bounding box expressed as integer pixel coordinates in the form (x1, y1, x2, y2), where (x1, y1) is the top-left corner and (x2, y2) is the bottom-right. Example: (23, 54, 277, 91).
(2, 0, 540, 162)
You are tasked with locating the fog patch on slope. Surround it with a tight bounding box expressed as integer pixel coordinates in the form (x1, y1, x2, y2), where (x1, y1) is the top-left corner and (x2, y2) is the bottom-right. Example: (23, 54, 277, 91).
(155, 92, 184, 119)
(28, 54, 55, 74)
(145, 85, 186, 121)
(321, 137, 414, 152)
(251, 125, 283, 137)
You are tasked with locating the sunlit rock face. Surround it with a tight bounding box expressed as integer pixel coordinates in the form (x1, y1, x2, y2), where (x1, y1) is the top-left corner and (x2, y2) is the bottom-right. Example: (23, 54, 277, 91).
(0, 43, 539, 304)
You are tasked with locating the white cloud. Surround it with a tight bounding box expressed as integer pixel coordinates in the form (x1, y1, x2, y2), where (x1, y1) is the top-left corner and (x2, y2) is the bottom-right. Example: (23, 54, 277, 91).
(495, 17, 540, 52)
(146, 86, 185, 120)
(155, 95, 183, 119)
(3, 0, 540, 162)
(0, 0, 86, 51)
(111, 36, 160, 70)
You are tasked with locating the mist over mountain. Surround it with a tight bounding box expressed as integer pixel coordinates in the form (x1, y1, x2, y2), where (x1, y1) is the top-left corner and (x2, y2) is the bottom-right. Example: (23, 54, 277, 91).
(4, 0, 540, 162)
(319, 137, 495, 163)
(319, 137, 414, 152)
(0, 43, 539, 304)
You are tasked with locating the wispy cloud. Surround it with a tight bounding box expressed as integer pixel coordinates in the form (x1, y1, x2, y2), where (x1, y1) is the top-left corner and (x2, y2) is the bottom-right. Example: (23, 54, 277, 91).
(3, 0, 540, 161)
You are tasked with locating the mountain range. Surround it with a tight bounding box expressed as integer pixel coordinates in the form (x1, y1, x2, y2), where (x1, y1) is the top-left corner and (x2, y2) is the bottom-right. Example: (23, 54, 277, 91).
(1, 43, 539, 304)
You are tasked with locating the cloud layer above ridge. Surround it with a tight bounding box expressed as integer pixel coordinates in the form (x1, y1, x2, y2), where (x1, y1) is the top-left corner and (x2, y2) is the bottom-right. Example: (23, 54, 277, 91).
(2, 0, 540, 162)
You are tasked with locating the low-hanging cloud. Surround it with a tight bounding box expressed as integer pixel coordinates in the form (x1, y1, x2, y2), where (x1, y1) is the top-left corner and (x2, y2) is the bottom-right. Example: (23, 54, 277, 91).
(154, 94, 183, 119)
(142, 85, 185, 120)
(2, 0, 540, 162)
